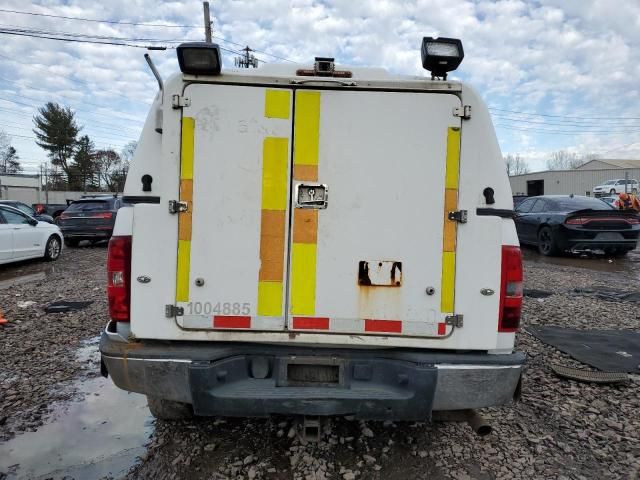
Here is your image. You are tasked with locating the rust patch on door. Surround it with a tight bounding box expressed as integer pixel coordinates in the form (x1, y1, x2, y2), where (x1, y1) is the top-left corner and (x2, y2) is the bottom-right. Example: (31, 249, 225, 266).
(358, 261, 402, 287)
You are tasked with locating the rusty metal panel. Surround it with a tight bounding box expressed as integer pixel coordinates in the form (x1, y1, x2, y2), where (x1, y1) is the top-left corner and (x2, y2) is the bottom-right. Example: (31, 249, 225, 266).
(358, 261, 402, 287)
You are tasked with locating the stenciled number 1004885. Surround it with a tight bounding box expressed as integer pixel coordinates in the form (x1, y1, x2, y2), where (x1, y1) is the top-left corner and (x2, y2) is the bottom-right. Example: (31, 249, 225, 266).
(185, 302, 251, 315)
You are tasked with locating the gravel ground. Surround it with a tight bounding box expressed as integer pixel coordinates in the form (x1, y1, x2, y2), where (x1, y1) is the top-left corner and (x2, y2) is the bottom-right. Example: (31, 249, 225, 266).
(0, 246, 108, 443)
(1, 247, 639, 479)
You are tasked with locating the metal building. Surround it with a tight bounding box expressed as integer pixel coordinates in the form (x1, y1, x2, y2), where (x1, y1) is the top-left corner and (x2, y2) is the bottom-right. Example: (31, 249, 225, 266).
(509, 159, 640, 197)
(0, 173, 41, 202)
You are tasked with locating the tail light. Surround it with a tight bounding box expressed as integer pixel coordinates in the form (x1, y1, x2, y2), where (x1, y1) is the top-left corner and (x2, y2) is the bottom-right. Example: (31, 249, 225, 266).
(91, 212, 113, 219)
(499, 245, 523, 332)
(107, 235, 132, 322)
(566, 216, 639, 225)
(59, 213, 69, 220)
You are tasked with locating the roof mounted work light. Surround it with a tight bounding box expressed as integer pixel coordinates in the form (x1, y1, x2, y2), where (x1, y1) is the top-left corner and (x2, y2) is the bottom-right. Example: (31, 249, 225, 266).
(176, 42, 222, 75)
(421, 37, 464, 80)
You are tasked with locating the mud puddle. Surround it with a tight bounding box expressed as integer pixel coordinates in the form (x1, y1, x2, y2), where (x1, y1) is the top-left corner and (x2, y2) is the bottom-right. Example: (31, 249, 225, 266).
(0, 340, 153, 480)
(523, 246, 640, 281)
(0, 263, 56, 290)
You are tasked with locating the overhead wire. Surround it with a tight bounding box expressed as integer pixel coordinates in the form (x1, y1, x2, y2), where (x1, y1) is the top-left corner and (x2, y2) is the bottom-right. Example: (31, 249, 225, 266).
(0, 7, 201, 28)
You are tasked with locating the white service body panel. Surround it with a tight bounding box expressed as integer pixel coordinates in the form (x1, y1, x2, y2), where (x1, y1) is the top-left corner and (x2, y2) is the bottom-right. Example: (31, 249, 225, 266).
(128, 78, 506, 350)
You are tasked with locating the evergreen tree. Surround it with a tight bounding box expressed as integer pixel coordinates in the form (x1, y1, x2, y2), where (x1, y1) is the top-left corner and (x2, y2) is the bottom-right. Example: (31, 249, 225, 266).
(33, 102, 80, 178)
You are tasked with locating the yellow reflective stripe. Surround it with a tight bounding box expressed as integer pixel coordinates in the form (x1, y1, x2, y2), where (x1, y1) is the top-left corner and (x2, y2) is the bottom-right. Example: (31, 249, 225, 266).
(265, 89, 291, 119)
(293, 91, 320, 166)
(261, 137, 289, 211)
(440, 252, 456, 312)
(290, 242, 317, 315)
(176, 117, 195, 303)
(181, 117, 195, 180)
(445, 127, 460, 189)
(441, 126, 461, 313)
(290, 91, 321, 316)
(176, 240, 191, 302)
(257, 281, 283, 316)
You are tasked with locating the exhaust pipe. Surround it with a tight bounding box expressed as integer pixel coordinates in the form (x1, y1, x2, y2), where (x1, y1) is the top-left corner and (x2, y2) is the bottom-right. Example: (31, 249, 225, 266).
(432, 409, 493, 436)
(463, 409, 492, 436)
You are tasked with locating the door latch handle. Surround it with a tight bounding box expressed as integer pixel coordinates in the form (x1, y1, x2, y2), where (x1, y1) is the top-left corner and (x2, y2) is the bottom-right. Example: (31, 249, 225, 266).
(295, 183, 328, 209)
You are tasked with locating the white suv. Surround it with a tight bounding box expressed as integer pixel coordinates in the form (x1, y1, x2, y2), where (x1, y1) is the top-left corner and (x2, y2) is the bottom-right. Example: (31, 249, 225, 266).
(593, 179, 639, 196)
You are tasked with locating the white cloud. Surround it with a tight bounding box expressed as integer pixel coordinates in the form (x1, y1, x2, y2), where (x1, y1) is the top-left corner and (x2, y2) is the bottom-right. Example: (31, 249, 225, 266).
(0, 0, 639, 172)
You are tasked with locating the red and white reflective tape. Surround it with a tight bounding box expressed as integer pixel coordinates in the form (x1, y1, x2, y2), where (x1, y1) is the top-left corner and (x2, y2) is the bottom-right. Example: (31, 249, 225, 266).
(180, 315, 449, 336)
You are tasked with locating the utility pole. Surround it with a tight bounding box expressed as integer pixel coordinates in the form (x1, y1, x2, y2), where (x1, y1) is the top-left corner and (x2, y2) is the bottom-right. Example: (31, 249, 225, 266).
(44, 164, 49, 205)
(235, 46, 258, 68)
(203, 2, 212, 43)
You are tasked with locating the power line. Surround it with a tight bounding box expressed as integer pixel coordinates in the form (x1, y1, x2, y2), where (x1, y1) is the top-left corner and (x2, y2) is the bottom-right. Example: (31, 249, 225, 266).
(494, 123, 640, 136)
(0, 7, 201, 28)
(0, 7, 296, 62)
(0, 53, 150, 106)
(0, 28, 166, 48)
(0, 74, 146, 120)
(491, 113, 640, 128)
(489, 107, 640, 121)
(0, 24, 201, 43)
(0, 93, 143, 129)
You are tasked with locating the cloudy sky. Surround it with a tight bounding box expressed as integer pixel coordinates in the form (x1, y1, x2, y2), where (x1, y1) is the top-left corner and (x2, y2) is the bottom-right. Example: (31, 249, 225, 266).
(1, 0, 639, 174)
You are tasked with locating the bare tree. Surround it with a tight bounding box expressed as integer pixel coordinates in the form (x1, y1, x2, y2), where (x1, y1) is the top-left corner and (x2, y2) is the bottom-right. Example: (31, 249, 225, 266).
(504, 154, 530, 176)
(546, 150, 598, 170)
(0, 131, 22, 174)
(94, 149, 122, 191)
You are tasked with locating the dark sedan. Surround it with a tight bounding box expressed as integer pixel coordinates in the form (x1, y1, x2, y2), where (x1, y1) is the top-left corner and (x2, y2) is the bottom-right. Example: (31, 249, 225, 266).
(514, 195, 640, 256)
(57, 195, 128, 247)
(0, 200, 55, 223)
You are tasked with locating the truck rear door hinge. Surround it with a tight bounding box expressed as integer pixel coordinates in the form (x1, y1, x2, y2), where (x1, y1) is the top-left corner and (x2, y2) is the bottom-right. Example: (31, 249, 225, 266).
(453, 105, 471, 119)
(165, 305, 184, 317)
(445, 314, 464, 328)
(448, 210, 468, 223)
(171, 94, 191, 109)
(168, 200, 188, 214)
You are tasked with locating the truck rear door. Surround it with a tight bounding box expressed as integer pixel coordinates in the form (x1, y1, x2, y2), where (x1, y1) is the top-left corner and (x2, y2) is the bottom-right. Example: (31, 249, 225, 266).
(176, 84, 293, 331)
(175, 85, 465, 340)
(286, 90, 462, 337)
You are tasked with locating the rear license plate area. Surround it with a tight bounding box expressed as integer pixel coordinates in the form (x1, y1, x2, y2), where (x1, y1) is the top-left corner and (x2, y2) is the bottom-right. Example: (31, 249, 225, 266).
(277, 357, 346, 387)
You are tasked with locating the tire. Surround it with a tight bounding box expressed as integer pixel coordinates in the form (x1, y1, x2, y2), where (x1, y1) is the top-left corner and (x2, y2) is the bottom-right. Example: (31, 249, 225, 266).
(147, 396, 193, 420)
(44, 235, 62, 261)
(610, 189, 616, 194)
(537, 226, 561, 256)
(64, 238, 80, 248)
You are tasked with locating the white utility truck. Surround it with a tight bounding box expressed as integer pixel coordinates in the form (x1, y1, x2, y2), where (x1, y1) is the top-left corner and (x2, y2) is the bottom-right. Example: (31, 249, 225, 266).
(100, 38, 524, 429)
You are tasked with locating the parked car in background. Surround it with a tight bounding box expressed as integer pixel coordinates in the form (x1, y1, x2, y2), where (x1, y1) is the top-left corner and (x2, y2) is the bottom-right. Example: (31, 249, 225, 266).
(513, 195, 528, 208)
(0, 200, 55, 223)
(33, 202, 72, 222)
(600, 196, 618, 207)
(514, 195, 640, 256)
(57, 195, 128, 247)
(592, 179, 638, 196)
(0, 204, 63, 264)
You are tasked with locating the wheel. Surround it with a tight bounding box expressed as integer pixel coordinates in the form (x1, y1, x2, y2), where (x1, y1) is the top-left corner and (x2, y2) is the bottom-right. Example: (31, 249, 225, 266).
(44, 235, 62, 261)
(537, 226, 560, 256)
(610, 189, 616, 194)
(146, 396, 193, 420)
(64, 238, 80, 248)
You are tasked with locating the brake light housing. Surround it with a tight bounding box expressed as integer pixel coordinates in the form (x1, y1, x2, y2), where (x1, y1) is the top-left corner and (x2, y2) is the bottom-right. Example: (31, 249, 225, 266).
(566, 216, 639, 225)
(499, 245, 523, 332)
(107, 235, 132, 322)
(92, 212, 113, 219)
